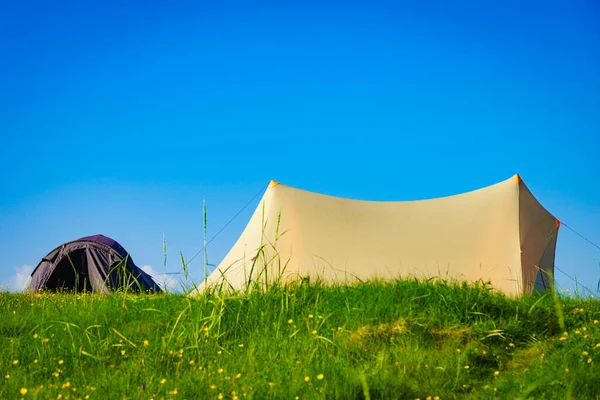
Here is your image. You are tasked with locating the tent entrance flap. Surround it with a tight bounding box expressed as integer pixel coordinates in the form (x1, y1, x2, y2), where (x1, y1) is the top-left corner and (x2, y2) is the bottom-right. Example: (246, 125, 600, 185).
(44, 249, 92, 291)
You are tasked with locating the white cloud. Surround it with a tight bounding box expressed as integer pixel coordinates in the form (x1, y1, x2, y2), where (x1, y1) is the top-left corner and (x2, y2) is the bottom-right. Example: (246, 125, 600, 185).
(3, 264, 35, 292)
(141, 265, 179, 291)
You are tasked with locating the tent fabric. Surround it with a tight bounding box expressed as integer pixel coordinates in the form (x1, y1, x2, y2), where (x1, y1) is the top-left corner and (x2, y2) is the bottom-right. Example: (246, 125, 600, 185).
(78, 234, 130, 259)
(191, 175, 559, 296)
(27, 235, 161, 293)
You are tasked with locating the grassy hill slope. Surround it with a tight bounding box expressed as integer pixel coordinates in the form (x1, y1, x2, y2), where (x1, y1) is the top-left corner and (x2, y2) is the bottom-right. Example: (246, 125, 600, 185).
(1, 280, 600, 399)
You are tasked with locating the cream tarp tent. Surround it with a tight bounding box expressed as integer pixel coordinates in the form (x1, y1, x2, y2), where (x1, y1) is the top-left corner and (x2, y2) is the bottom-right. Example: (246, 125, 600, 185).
(192, 175, 559, 296)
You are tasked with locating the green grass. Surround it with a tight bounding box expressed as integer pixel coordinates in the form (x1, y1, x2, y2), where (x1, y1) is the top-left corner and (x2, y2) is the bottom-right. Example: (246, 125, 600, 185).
(2, 279, 600, 399)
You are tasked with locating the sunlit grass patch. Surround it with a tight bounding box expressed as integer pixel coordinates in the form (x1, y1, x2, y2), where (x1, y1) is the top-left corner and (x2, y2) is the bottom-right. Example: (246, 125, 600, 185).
(1, 279, 599, 399)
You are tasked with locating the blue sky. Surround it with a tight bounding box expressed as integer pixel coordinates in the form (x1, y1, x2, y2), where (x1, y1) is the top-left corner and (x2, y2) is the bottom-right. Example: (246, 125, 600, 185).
(1, 1, 599, 294)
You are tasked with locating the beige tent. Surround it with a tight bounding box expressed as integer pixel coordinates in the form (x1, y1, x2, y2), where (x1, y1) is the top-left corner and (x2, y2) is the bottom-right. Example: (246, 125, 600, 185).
(192, 175, 559, 296)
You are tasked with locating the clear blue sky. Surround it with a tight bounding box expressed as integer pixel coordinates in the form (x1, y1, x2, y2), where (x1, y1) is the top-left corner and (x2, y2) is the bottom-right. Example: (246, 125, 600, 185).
(1, 1, 599, 294)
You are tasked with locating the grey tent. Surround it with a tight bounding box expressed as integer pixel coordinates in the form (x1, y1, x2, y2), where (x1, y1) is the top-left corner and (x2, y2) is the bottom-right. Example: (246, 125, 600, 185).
(27, 234, 162, 293)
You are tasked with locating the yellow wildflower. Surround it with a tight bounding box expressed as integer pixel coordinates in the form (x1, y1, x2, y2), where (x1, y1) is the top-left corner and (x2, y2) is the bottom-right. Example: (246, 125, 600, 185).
(288, 319, 293, 324)
(42, 338, 49, 343)
(304, 376, 310, 382)
(143, 340, 149, 347)
(218, 394, 223, 399)
(317, 373, 324, 380)
(494, 371, 500, 377)
(58, 360, 64, 365)
(238, 344, 244, 348)
(235, 373, 242, 379)
(308, 314, 314, 319)
(464, 365, 470, 369)
(33, 334, 38, 339)
(5, 375, 9, 379)
(20, 388, 28, 395)
(312, 330, 317, 335)
(12, 360, 18, 365)
(34, 359, 38, 364)
(210, 384, 217, 390)
(217, 368, 223, 373)
(456, 349, 461, 353)
(121, 350, 126, 355)
(588, 358, 592, 364)
(160, 379, 167, 384)
(583, 351, 589, 357)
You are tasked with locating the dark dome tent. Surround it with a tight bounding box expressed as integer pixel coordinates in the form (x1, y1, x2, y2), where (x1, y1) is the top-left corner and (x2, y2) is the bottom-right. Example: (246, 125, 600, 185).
(27, 235, 162, 293)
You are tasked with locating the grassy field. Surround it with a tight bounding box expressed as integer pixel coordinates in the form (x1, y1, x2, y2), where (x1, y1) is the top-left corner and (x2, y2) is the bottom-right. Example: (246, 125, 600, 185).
(1, 279, 600, 400)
